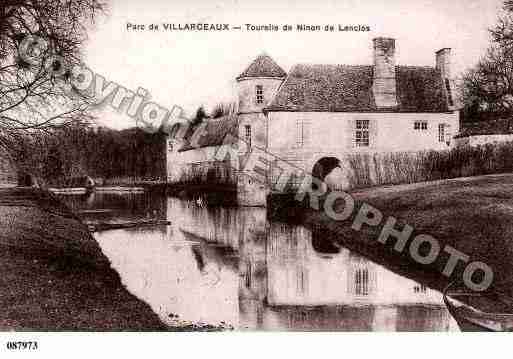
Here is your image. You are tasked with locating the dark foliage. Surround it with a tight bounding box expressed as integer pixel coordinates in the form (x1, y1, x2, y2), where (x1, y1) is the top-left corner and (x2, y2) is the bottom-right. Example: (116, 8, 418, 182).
(0, 0, 105, 141)
(14, 123, 167, 186)
(461, 1, 513, 121)
(347, 142, 513, 189)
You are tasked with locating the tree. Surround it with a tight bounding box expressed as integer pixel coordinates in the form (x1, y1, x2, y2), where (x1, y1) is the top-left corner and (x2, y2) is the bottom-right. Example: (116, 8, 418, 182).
(0, 1, 105, 151)
(42, 141, 63, 180)
(211, 102, 237, 119)
(191, 106, 208, 127)
(460, 1, 513, 122)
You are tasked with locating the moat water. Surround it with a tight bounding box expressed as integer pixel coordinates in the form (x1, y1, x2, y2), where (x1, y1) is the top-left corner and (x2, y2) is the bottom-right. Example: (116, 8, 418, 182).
(59, 191, 459, 331)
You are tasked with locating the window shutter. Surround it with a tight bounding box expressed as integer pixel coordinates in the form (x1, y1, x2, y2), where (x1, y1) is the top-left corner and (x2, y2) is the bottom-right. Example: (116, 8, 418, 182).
(369, 119, 378, 148)
(303, 120, 311, 147)
(346, 119, 356, 149)
(296, 119, 302, 147)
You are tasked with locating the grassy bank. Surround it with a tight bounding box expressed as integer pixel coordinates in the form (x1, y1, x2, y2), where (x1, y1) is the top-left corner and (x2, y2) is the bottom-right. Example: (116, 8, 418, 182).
(0, 187, 166, 330)
(293, 173, 513, 305)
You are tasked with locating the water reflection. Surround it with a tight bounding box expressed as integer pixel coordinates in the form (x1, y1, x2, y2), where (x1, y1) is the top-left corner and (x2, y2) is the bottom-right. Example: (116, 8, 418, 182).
(60, 192, 458, 331)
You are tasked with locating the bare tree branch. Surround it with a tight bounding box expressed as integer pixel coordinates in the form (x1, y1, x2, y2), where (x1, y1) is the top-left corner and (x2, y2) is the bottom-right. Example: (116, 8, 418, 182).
(0, 0, 106, 156)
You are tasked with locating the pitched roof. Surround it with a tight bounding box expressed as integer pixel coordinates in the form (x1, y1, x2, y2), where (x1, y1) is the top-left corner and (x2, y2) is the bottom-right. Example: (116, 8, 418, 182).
(177, 115, 238, 152)
(265, 64, 450, 113)
(236, 54, 287, 80)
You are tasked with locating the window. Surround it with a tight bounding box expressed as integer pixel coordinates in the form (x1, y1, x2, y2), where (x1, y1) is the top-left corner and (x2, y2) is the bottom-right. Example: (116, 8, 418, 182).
(414, 121, 428, 130)
(445, 79, 454, 107)
(296, 119, 311, 147)
(244, 125, 252, 147)
(438, 124, 445, 142)
(296, 266, 308, 295)
(256, 85, 264, 104)
(355, 120, 370, 147)
(355, 268, 369, 296)
(245, 262, 252, 288)
(414, 284, 427, 293)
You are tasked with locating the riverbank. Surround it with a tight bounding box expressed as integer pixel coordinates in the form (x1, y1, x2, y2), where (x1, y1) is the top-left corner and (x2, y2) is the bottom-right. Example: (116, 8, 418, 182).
(0, 187, 167, 330)
(296, 173, 513, 306)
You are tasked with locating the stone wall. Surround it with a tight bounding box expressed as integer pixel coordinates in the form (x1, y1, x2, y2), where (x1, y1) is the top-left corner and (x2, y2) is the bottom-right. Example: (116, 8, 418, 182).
(166, 143, 237, 186)
(268, 111, 460, 156)
(454, 134, 513, 147)
(237, 76, 283, 155)
(237, 77, 283, 115)
(262, 111, 460, 196)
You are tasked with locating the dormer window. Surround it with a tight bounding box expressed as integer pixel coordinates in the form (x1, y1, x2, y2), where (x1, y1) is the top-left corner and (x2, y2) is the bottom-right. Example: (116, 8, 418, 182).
(256, 85, 264, 104)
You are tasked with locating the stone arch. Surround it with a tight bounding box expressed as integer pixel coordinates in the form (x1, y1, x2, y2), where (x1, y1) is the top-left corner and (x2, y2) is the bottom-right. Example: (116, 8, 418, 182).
(312, 157, 341, 181)
(311, 226, 340, 254)
(310, 155, 353, 191)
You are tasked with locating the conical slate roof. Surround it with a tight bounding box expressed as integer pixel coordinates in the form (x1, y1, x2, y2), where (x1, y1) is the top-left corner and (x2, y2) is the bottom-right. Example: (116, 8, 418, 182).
(236, 54, 287, 80)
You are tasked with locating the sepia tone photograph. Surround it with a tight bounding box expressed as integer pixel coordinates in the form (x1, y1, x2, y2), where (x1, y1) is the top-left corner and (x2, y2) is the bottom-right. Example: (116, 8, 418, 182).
(2, 0, 513, 350)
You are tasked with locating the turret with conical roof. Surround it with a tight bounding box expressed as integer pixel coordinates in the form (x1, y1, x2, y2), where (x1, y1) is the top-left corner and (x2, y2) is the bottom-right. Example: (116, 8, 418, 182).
(236, 54, 286, 206)
(236, 53, 287, 81)
(237, 54, 286, 115)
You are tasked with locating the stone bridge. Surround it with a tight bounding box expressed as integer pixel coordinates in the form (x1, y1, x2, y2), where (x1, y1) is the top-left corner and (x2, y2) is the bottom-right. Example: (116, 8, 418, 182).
(237, 148, 357, 206)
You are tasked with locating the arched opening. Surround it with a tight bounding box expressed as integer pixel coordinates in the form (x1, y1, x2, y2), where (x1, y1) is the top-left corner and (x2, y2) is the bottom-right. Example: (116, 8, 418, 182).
(311, 156, 352, 191)
(311, 157, 342, 192)
(311, 224, 340, 254)
(312, 157, 340, 180)
(312, 157, 341, 181)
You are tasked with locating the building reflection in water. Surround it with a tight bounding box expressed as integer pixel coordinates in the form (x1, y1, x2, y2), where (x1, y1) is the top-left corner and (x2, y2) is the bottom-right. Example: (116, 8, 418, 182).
(75, 194, 458, 331)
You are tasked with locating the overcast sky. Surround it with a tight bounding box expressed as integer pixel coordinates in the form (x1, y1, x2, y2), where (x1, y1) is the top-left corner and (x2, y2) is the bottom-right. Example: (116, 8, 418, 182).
(85, 0, 503, 129)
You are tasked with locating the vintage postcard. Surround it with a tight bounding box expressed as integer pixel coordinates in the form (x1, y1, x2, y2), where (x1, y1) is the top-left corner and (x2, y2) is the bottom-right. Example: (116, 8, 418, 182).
(1, 0, 513, 356)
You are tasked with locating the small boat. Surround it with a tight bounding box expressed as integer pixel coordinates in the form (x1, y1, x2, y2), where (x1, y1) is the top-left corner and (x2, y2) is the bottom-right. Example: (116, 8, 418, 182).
(443, 281, 513, 331)
(49, 176, 97, 195)
(49, 187, 89, 195)
(86, 219, 171, 232)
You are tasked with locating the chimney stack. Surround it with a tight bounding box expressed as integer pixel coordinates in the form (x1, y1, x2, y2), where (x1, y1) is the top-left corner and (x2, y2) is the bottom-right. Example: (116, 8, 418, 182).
(436, 48, 451, 79)
(436, 48, 454, 108)
(372, 37, 397, 108)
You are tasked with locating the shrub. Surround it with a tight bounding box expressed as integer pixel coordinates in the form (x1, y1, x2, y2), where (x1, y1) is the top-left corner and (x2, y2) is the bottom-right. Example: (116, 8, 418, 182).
(344, 141, 513, 189)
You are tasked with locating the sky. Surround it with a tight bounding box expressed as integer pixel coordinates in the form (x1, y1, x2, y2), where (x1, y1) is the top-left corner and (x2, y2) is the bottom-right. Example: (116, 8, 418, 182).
(84, 0, 504, 129)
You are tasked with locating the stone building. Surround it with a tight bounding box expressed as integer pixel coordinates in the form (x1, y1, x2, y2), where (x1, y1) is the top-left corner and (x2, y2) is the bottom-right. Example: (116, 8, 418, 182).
(166, 115, 239, 187)
(167, 37, 460, 206)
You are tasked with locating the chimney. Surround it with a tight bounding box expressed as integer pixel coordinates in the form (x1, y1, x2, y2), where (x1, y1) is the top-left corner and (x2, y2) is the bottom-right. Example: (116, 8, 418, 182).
(436, 48, 451, 79)
(436, 48, 454, 108)
(372, 37, 397, 108)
